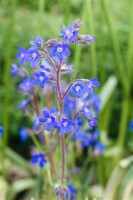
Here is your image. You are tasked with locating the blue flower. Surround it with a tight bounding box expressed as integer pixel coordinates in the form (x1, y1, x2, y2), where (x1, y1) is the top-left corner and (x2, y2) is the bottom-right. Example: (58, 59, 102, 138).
(71, 83, 86, 98)
(49, 43, 71, 61)
(84, 35, 95, 43)
(88, 117, 98, 129)
(94, 142, 105, 154)
(73, 131, 92, 149)
(40, 64, 51, 72)
(26, 48, 39, 68)
(19, 127, 28, 142)
(30, 36, 43, 48)
(10, 63, 19, 78)
(61, 22, 78, 43)
(49, 106, 57, 114)
(129, 119, 133, 131)
(64, 97, 76, 118)
(59, 118, 75, 135)
(33, 71, 49, 88)
(39, 111, 56, 131)
(74, 34, 95, 45)
(19, 77, 34, 93)
(89, 94, 101, 113)
(17, 98, 31, 109)
(31, 153, 47, 168)
(0, 126, 4, 138)
(84, 78, 100, 95)
(33, 115, 40, 130)
(65, 184, 77, 200)
(16, 47, 27, 65)
(81, 105, 92, 118)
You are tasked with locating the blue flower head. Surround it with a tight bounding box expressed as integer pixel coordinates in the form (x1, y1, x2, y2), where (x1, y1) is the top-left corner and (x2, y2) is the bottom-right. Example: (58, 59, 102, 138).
(73, 129, 92, 149)
(81, 104, 92, 118)
(84, 78, 100, 95)
(64, 97, 76, 118)
(0, 126, 4, 138)
(129, 119, 133, 131)
(71, 83, 86, 98)
(59, 118, 75, 135)
(39, 111, 56, 131)
(61, 22, 79, 43)
(40, 64, 51, 73)
(33, 71, 49, 88)
(31, 153, 47, 168)
(19, 127, 28, 142)
(30, 36, 43, 48)
(26, 48, 39, 68)
(49, 43, 71, 61)
(17, 98, 31, 109)
(65, 184, 77, 200)
(88, 117, 98, 129)
(10, 63, 19, 78)
(94, 142, 105, 155)
(19, 77, 34, 93)
(89, 94, 101, 113)
(16, 47, 27, 65)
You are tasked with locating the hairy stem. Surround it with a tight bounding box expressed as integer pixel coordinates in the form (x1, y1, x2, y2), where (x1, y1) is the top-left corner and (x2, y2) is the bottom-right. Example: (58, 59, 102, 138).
(56, 62, 66, 185)
(49, 132, 60, 179)
(32, 93, 39, 115)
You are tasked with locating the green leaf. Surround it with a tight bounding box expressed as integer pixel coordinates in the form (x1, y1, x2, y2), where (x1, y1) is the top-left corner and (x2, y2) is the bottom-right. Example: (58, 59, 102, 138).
(6, 147, 32, 173)
(99, 76, 118, 112)
(7, 178, 37, 200)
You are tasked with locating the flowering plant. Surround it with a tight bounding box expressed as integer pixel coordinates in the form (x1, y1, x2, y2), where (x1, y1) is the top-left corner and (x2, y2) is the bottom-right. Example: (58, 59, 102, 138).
(11, 19, 104, 199)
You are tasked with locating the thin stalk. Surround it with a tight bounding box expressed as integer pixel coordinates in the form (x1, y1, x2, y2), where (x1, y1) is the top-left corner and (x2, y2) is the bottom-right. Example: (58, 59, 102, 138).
(99, 0, 106, 85)
(60, 135, 66, 184)
(3, 0, 17, 148)
(86, 0, 97, 77)
(56, 62, 66, 186)
(38, 0, 45, 32)
(32, 94, 39, 115)
(49, 132, 60, 179)
(118, 98, 129, 154)
(101, 0, 128, 93)
(127, 0, 133, 83)
(64, 0, 71, 26)
(74, 2, 86, 70)
(31, 134, 43, 152)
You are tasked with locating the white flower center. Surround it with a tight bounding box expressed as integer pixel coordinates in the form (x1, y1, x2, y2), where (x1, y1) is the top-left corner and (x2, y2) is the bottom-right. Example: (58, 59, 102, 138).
(32, 53, 37, 59)
(39, 76, 44, 82)
(57, 47, 63, 53)
(63, 122, 68, 127)
(66, 29, 73, 38)
(47, 118, 52, 123)
(26, 82, 30, 86)
(21, 53, 25, 58)
(75, 86, 81, 92)
(84, 107, 89, 113)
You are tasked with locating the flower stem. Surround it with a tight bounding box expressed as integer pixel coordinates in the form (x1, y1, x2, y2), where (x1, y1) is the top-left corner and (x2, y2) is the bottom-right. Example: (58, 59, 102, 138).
(56, 62, 66, 185)
(49, 132, 60, 179)
(32, 93, 39, 115)
(60, 135, 66, 184)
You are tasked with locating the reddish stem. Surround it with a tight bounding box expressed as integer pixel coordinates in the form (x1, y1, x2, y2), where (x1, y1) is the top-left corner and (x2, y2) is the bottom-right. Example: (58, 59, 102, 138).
(56, 61, 66, 185)
(32, 94, 39, 115)
(49, 132, 60, 179)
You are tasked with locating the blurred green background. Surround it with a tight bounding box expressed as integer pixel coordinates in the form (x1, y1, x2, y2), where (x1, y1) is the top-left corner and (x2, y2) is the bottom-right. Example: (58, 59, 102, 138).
(1, 0, 133, 199)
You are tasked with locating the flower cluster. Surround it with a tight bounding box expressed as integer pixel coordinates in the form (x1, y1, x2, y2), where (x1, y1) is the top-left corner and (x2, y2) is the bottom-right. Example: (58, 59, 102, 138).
(11, 19, 104, 199)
